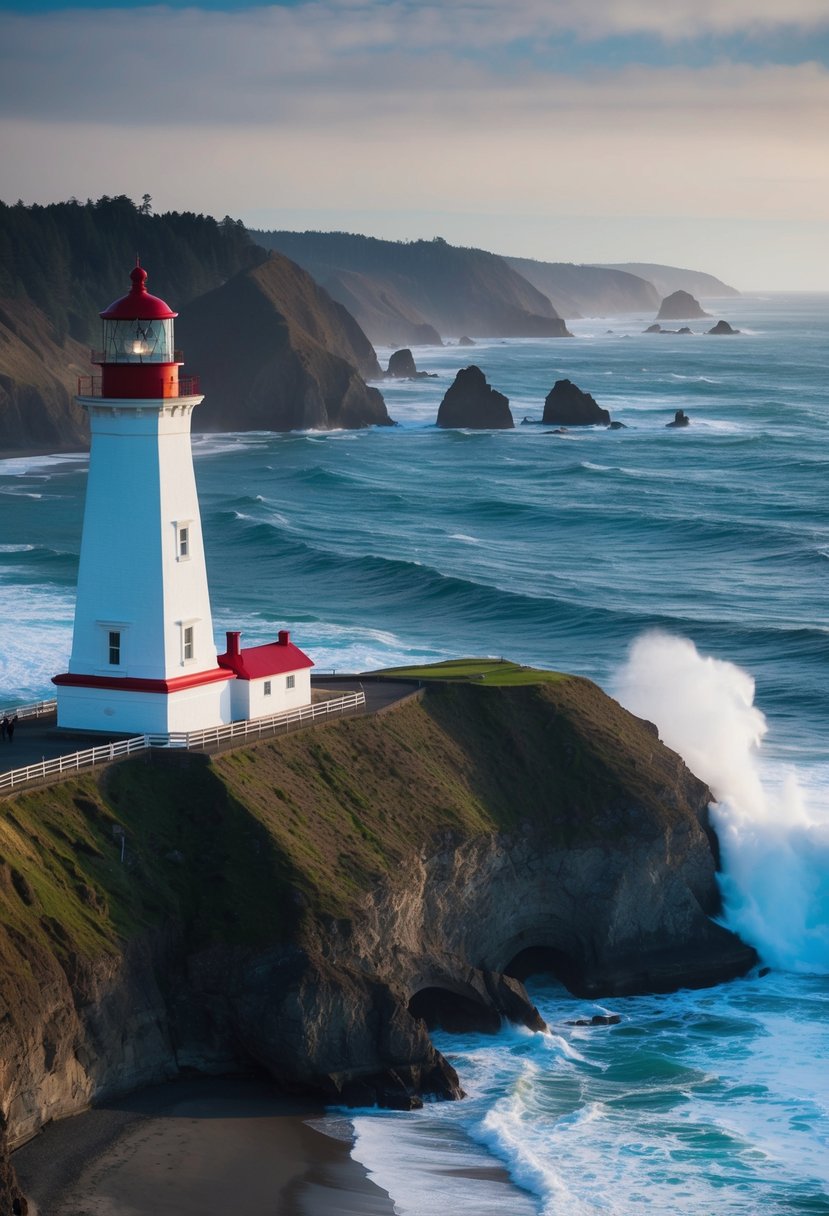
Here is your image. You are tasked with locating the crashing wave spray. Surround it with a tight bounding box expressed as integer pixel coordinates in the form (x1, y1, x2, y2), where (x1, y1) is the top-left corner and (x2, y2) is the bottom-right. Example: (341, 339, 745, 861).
(611, 632, 829, 974)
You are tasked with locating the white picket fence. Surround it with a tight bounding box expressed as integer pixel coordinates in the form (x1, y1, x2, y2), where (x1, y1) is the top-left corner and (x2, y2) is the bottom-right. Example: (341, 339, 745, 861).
(0, 698, 57, 722)
(0, 691, 365, 794)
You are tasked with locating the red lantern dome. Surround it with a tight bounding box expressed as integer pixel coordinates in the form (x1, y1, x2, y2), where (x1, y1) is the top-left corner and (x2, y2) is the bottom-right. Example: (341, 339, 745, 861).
(88, 261, 191, 400)
(100, 264, 178, 321)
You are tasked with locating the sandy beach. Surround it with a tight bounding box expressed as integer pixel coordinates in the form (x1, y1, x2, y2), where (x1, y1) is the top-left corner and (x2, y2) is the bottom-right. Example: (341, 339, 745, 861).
(13, 1077, 395, 1216)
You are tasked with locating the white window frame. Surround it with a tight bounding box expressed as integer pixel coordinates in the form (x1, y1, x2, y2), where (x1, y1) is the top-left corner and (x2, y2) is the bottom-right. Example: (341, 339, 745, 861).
(178, 619, 199, 665)
(263, 680, 272, 697)
(286, 673, 295, 690)
(175, 519, 193, 562)
(97, 620, 129, 672)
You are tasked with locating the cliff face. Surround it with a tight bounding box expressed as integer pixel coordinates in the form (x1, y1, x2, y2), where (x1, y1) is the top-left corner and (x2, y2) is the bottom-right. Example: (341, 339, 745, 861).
(0, 198, 390, 450)
(0, 299, 89, 452)
(177, 255, 392, 432)
(597, 263, 739, 300)
(251, 232, 572, 342)
(0, 671, 755, 1201)
(505, 257, 660, 317)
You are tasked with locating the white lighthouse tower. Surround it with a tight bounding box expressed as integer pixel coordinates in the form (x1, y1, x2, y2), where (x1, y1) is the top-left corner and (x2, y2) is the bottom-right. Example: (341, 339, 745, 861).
(53, 262, 234, 733)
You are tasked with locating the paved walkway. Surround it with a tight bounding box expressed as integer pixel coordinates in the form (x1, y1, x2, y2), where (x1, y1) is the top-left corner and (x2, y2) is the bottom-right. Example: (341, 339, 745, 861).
(0, 676, 421, 779)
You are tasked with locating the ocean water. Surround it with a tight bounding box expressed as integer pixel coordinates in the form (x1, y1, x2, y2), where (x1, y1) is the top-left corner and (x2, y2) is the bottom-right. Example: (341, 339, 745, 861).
(2, 294, 829, 1212)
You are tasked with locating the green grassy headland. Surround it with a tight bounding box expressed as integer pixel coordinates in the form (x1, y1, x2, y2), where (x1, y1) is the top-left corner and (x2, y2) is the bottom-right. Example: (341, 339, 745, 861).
(376, 657, 569, 685)
(0, 662, 687, 982)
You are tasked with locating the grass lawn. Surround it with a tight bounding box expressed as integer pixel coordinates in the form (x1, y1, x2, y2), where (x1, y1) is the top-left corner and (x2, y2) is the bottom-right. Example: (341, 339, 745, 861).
(373, 657, 570, 686)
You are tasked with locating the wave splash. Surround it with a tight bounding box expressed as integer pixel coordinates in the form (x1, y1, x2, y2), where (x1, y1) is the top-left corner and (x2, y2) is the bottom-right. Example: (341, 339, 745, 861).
(612, 631, 829, 974)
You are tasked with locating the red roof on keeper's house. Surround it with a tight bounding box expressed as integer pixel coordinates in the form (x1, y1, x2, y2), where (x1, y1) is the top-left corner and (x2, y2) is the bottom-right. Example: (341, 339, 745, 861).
(217, 630, 314, 681)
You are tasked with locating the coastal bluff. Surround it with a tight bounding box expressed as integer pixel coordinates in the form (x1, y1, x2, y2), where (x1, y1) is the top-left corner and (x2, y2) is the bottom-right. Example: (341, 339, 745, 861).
(0, 663, 755, 1206)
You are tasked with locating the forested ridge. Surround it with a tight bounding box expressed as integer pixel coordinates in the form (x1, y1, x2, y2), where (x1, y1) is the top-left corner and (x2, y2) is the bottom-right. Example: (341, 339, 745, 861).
(0, 194, 262, 344)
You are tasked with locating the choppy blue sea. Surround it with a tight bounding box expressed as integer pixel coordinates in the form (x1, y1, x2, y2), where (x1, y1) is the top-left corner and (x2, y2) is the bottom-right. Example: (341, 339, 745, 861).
(2, 294, 828, 1212)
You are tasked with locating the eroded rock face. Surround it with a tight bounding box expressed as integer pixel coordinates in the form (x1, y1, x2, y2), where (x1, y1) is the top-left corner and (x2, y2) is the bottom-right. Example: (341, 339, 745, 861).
(177, 254, 393, 432)
(542, 379, 611, 426)
(436, 365, 513, 429)
(1, 677, 756, 1204)
(707, 320, 739, 334)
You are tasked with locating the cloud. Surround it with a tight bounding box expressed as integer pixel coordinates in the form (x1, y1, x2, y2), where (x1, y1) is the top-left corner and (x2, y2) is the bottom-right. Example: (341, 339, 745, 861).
(1, 1, 828, 287)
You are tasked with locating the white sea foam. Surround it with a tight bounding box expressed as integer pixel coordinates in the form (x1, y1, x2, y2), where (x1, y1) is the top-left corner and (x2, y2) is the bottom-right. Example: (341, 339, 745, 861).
(612, 632, 829, 973)
(0, 452, 86, 477)
(0, 584, 74, 703)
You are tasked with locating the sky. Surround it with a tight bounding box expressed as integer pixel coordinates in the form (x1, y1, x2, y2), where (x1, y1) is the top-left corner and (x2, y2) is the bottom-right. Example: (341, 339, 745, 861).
(2, 0, 829, 290)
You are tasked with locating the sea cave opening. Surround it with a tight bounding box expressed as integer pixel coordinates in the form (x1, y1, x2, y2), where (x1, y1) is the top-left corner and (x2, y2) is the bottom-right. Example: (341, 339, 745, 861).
(407, 986, 501, 1035)
(504, 945, 583, 993)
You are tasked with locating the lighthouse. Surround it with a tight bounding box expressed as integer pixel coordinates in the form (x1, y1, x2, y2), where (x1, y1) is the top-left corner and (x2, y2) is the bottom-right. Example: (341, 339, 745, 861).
(53, 262, 234, 733)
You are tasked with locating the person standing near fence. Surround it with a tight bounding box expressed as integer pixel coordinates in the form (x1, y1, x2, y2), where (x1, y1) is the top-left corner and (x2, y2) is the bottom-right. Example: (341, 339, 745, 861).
(0, 716, 8, 742)
(7, 715, 16, 743)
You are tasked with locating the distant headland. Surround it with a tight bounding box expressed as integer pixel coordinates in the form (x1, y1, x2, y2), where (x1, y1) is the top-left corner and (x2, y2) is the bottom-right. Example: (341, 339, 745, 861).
(0, 195, 739, 453)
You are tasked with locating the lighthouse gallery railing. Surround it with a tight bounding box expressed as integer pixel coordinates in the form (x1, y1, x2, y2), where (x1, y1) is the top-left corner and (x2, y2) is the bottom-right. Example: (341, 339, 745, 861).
(0, 691, 366, 793)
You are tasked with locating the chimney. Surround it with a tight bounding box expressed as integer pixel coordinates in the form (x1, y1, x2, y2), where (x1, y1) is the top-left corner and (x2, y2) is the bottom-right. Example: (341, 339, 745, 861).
(278, 630, 290, 646)
(225, 630, 241, 657)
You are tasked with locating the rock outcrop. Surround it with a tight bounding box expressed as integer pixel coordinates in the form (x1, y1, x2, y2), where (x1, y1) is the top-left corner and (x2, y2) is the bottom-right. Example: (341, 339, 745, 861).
(385, 349, 436, 380)
(707, 320, 739, 335)
(387, 348, 418, 378)
(436, 366, 513, 429)
(458, 335, 476, 347)
(657, 290, 710, 321)
(177, 255, 393, 432)
(543, 379, 611, 426)
(0, 672, 756, 1208)
(667, 410, 690, 428)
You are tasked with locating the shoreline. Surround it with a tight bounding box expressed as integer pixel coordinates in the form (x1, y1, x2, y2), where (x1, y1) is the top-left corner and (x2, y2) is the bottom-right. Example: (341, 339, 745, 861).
(13, 1076, 396, 1216)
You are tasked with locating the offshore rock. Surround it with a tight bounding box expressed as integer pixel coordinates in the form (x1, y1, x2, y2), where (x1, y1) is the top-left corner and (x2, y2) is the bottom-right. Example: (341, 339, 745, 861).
(387, 348, 418, 378)
(667, 410, 690, 428)
(543, 379, 611, 426)
(385, 349, 437, 380)
(707, 320, 740, 335)
(656, 290, 710, 321)
(436, 365, 513, 429)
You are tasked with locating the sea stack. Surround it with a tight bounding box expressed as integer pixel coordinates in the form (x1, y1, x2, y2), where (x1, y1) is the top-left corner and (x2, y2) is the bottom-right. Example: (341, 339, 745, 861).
(387, 348, 418, 378)
(436, 366, 513, 429)
(542, 379, 611, 427)
(707, 320, 740, 335)
(656, 290, 710, 321)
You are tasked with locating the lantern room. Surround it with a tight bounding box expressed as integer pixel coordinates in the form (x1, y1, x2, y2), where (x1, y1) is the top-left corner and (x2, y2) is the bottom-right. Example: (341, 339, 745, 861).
(92, 261, 186, 399)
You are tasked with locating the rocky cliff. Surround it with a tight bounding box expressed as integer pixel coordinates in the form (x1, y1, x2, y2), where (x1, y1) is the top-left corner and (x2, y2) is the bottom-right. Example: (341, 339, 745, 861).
(0, 666, 756, 1205)
(505, 257, 660, 317)
(251, 232, 572, 343)
(177, 254, 391, 432)
(0, 299, 89, 453)
(597, 263, 739, 300)
(0, 198, 391, 449)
